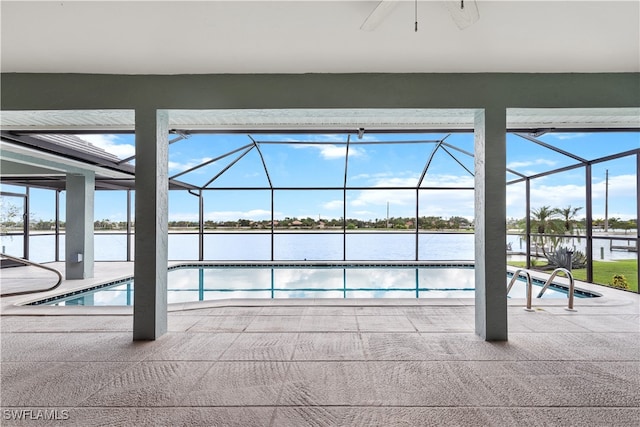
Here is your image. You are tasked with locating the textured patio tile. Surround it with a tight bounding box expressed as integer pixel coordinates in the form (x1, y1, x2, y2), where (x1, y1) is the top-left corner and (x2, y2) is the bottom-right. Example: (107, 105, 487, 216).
(148, 332, 239, 361)
(219, 332, 298, 360)
(367, 361, 495, 406)
(508, 310, 591, 333)
(82, 361, 213, 407)
(261, 306, 308, 316)
(207, 306, 264, 316)
(167, 315, 203, 332)
(479, 407, 640, 427)
(169, 307, 217, 316)
(361, 332, 432, 360)
(0, 361, 137, 407)
(2, 302, 639, 426)
(356, 315, 416, 332)
(299, 315, 358, 332)
(562, 314, 640, 332)
(417, 333, 534, 361)
(1, 332, 170, 362)
(407, 313, 475, 332)
(0, 315, 131, 332)
(280, 361, 381, 406)
(305, 306, 356, 315)
(353, 306, 409, 315)
(281, 361, 496, 406)
(293, 332, 366, 360)
(454, 360, 640, 407)
(541, 304, 639, 315)
(189, 315, 256, 332)
(245, 315, 301, 332)
(271, 407, 503, 427)
(274, 406, 640, 427)
(180, 361, 288, 406)
(0, 316, 37, 332)
(507, 332, 640, 361)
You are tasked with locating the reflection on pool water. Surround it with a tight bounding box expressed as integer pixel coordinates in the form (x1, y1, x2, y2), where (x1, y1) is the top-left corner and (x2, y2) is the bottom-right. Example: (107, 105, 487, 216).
(30, 265, 593, 306)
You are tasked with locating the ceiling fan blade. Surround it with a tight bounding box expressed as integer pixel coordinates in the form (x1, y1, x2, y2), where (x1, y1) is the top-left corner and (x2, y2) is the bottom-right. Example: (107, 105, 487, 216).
(360, 0, 401, 31)
(446, 0, 480, 30)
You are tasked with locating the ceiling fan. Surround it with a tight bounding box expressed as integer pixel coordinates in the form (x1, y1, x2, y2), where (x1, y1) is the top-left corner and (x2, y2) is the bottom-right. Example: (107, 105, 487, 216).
(360, 0, 480, 32)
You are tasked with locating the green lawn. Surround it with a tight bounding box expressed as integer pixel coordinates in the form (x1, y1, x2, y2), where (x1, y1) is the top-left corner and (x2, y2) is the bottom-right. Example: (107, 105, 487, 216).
(507, 259, 638, 292)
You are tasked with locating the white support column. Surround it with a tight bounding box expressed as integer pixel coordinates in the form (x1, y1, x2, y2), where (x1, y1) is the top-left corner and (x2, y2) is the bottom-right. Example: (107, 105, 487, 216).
(474, 108, 508, 341)
(65, 172, 95, 279)
(133, 109, 169, 341)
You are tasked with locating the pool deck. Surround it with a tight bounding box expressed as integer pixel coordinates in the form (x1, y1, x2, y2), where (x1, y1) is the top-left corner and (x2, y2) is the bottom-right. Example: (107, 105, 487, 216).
(1, 262, 639, 426)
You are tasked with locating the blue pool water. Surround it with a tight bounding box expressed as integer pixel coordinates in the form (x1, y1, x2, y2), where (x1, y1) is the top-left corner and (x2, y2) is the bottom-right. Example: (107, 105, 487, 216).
(29, 264, 595, 306)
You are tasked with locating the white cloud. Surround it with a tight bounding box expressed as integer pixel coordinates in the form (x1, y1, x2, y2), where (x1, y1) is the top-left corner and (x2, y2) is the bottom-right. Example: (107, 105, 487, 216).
(350, 189, 414, 208)
(296, 144, 364, 160)
(168, 212, 199, 222)
(168, 157, 212, 173)
(351, 210, 376, 217)
(530, 182, 585, 210)
(510, 172, 638, 220)
(349, 176, 417, 209)
(421, 174, 474, 187)
(592, 173, 636, 200)
(550, 133, 587, 140)
(374, 177, 419, 188)
(349, 172, 394, 182)
(77, 134, 135, 158)
(322, 200, 344, 210)
(507, 158, 557, 170)
(347, 174, 475, 218)
(349, 171, 473, 188)
(418, 190, 475, 219)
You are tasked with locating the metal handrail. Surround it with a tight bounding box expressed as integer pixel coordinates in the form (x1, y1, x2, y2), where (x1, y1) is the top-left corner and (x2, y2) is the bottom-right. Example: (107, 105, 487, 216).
(0, 253, 63, 297)
(507, 268, 534, 311)
(537, 267, 575, 311)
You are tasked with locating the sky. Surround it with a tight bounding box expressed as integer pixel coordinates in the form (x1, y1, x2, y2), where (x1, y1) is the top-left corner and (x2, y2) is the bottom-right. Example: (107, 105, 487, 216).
(3, 131, 638, 224)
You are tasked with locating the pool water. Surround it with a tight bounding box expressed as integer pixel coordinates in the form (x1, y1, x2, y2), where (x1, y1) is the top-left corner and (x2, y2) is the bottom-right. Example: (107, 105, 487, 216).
(30, 265, 591, 306)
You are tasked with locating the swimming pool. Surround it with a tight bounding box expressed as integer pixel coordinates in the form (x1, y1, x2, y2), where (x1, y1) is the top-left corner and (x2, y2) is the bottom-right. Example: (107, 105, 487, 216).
(28, 263, 597, 306)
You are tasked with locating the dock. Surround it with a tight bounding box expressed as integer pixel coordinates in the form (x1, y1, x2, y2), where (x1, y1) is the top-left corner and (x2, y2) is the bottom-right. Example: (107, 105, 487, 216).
(610, 244, 637, 252)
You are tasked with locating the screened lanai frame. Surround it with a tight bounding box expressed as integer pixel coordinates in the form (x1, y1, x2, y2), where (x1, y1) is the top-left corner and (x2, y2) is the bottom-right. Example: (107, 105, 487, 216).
(506, 131, 639, 286)
(164, 130, 477, 263)
(1, 128, 638, 292)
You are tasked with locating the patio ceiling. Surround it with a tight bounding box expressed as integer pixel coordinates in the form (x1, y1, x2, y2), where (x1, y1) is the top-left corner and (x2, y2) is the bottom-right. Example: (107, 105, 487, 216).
(1, 1, 638, 74)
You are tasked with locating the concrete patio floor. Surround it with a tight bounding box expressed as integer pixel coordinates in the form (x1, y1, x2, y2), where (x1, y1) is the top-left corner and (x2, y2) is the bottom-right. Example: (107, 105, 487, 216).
(1, 262, 639, 426)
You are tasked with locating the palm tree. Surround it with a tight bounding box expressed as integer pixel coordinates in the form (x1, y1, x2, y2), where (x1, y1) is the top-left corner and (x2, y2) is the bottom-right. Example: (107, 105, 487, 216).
(530, 205, 564, 256)
(549, 205, 585, 268)
(531, 205, 555, 235)
(554, 205, 583, 234)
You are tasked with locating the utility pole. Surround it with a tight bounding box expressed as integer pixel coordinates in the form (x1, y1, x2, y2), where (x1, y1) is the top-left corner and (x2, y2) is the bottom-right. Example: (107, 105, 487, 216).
(386, 201, 390, 229)
(604, 169, 609, 233)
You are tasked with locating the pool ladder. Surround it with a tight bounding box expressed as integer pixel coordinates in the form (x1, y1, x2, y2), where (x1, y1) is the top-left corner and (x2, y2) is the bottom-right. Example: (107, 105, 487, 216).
(0, 253, 63, 298)
(507, 268, 575, 311)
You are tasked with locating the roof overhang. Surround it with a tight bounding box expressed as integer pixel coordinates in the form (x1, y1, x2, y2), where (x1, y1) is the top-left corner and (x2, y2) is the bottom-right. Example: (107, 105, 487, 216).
(2, 108, 639, 133)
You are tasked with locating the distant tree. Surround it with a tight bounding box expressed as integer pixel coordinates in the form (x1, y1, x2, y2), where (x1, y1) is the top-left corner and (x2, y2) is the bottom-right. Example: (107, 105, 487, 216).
(531, 205, 556, 235)
(0, 198, 21, 235)
(530, 205, 562, 257)
(301, 217, 316, 228)
(529, 205, 585, 267)
(553, 205, 583, 234)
